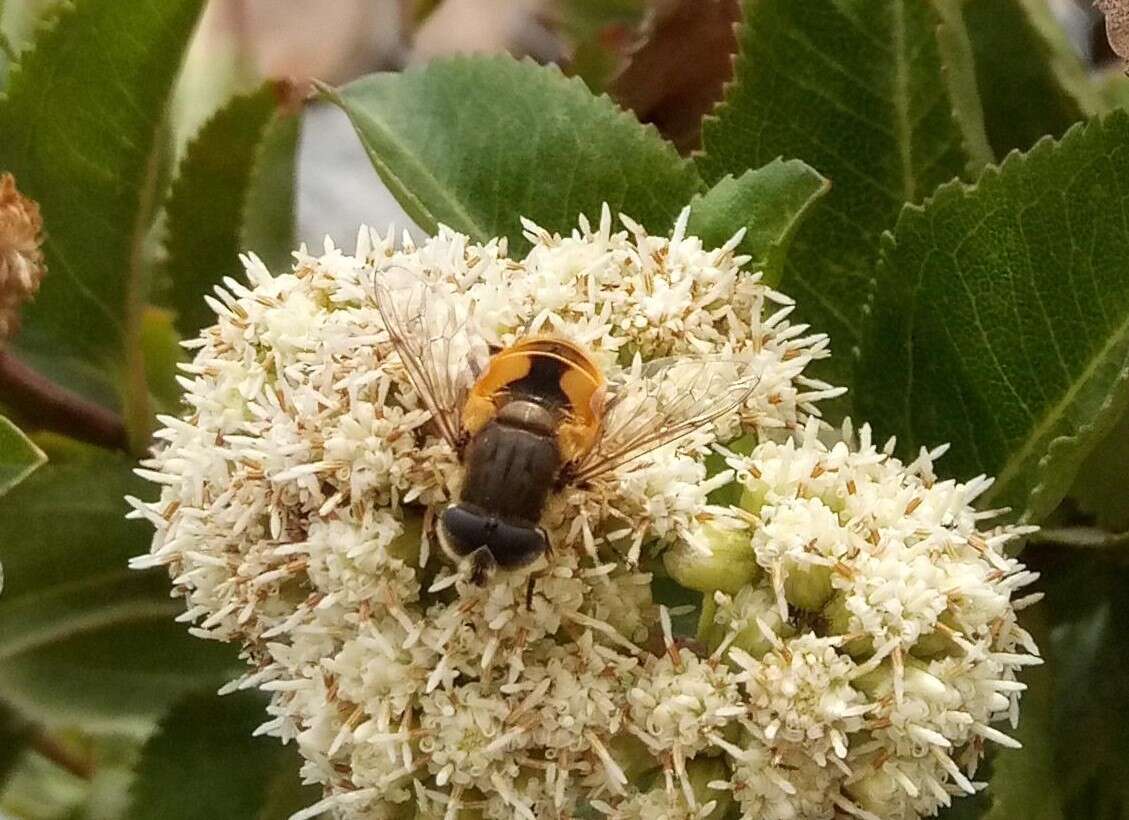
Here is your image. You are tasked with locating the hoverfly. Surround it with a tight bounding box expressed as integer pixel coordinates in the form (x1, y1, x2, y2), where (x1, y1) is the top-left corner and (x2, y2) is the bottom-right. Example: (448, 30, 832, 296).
(374, 273, 758, 586)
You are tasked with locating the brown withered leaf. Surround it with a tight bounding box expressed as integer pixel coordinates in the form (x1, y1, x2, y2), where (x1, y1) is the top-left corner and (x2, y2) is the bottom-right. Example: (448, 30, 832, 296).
(1096, 0, 1129, 63)
(609, 0, 740, 153)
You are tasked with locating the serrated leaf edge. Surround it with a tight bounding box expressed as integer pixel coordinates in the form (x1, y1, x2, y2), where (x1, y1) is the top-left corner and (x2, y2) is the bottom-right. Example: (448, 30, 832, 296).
(0, 417, 46, 498)
(686, 157, 831, 284)
(876, 110, 1129, 521)
(322, 54, 704, 243)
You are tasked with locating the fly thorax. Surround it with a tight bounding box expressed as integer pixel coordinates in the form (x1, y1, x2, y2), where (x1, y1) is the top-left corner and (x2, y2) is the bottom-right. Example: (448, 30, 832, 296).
(495, 398, 557, 435)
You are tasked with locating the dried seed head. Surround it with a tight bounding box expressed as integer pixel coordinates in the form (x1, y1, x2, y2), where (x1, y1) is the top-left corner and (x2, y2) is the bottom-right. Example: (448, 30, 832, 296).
(0, 174, 46, 343)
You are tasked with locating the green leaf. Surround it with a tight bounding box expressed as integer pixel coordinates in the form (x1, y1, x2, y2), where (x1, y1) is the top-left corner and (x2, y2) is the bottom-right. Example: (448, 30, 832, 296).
(0, 416, 45, 497)
(557, 0, 645, 90)
(240, 106, 303, 273)
(0, 700, 34, 788)
(686, 158, 830, 287)
(324, 55, 704, 252)
(978, 607, 1063, 820)
(857, 111, 1129, 523)
(0, 444, 237, 729)
(163, 83, 292, 337)
(1022, 554, 1129, 815)
(127, 691, 320, 820)
(139, 306, 185, 414)
(0, 0, 205, 366)
(0, 30, 11, 92)
(964, 0, 1101, 158)
(698, 0, 988, 393)
(1071, 405, 1129, 531)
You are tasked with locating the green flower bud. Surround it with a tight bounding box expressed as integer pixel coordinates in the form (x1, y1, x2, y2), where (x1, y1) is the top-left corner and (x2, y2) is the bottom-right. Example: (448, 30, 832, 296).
(718, 586, 789, 659)
(844, 765, 899, 813)
(387, 513, 423, 565)
(910, 611, 960, 659)
(783, 563, 832, 610)
(852, 660, 947, 702)
(685, 756, 735, 820)
(607, 732, 661, 780)
(663, 524, 759, 594)
(851, 664, 891, 700)
(823, 593, 873, 658)
(739, 482, 768, 516)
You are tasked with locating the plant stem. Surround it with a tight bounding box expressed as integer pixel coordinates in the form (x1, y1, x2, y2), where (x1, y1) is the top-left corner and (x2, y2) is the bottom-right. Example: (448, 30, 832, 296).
(0, 350, 128, 451)
(28, 730, 94, 781)
(122, 146, 161, 456)
(0, 701, 93, 783)
(1029, 526, 1129, 550)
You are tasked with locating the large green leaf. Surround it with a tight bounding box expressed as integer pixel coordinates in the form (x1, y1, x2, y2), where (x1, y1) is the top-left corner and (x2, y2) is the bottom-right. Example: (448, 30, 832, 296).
(964, 0, 1100, 158)
(1017, 554, 1129, 816)
(127, 691, 320, 820)
(698, 0, 989, 393)
(686, 158, 830, 286)
(0, 0, 205, 367)
(0, 444, 236, 728)
(163, 83, 287, 337)
(978, 607, 1062, 820)
(324, 55, 704, 252)
(0, 30, 11, 92)
(857, 112, 1129, 523)
(240, 106, 303, 273)
(0, 416, 45, 497)
(0, 700, 33, 789)
(1071, 406, 1129, 532)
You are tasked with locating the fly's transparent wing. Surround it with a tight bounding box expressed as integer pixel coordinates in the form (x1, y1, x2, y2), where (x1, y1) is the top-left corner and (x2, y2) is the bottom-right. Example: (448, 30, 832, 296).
(566, 355, 758, 485)
(372, 270, 488, 451)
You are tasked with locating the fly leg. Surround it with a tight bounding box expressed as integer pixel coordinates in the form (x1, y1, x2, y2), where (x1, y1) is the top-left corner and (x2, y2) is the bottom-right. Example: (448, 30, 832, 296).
(468, 546, 497, 586)
(524, 528, 552, 611)
(422, 505, 440, 568)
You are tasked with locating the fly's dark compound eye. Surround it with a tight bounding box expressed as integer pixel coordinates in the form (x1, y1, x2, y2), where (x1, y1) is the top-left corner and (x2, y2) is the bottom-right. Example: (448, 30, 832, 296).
(440, 504, 549, 571)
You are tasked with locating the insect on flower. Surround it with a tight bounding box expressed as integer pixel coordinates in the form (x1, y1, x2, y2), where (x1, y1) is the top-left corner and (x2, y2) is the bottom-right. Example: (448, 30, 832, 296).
(374, 271, 759, 588)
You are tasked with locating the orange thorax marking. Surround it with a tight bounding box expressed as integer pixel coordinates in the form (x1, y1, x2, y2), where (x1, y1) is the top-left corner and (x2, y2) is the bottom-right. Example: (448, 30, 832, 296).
(462, 335, 605, 462)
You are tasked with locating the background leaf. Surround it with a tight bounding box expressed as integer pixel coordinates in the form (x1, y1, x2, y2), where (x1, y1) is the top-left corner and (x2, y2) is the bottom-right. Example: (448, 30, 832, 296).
(162, 82, 290, 338)
(697, 0, 988, 396)
(608, 0, 739, 152)
(998, 552, 1129, 817)
(556, 0, 645, 91)
(0, 701, 34, 788)
(240, 104, 303, 273)
(977, 606, 1063, 820)
(685, 158, 830, 286)
(126, 691, 320, 820)
(0, 442, 236, 729)
(0, 29, 11, 92)
(964, 0, 1101, 158)
(324, 55, 704, 252)
(0, 416, 45, 497)
(857, 111, 1129, 522)
(1071, 406, 1129, 531)
(0, 0, 205, 375)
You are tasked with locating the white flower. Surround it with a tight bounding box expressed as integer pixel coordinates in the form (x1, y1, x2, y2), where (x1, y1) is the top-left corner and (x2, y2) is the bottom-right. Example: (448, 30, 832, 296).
(696, 418, 1041, 819)
(628, 648, 743, 759)
(130, 208, 839, 819)
(732, 633, 870, 765)
(130, 207, 1037, 819)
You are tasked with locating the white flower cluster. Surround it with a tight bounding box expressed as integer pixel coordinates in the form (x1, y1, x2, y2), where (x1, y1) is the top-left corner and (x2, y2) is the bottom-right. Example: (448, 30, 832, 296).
(674, 420, 1041, 819)
(131, 208, 1037, 819)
